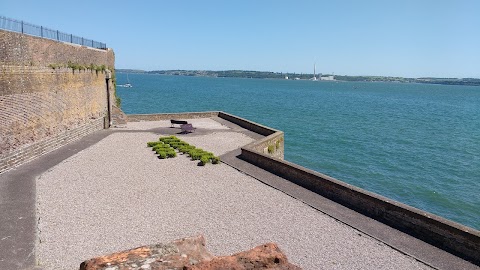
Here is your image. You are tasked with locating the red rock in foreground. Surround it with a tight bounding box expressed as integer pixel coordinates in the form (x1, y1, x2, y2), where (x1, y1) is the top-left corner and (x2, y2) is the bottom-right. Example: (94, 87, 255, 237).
(186, 242, 301, 270)
(79, 235, 301, 270)
(79, 235, 213, 270)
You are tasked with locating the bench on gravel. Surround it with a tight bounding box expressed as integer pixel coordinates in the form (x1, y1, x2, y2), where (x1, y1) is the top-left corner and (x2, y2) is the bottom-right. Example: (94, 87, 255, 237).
(181, 123, 196, 133)
(170, 119, 188, 127)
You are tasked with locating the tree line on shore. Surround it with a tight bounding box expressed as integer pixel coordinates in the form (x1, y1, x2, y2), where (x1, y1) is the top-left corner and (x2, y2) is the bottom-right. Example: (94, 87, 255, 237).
(115, 69, 480, 86)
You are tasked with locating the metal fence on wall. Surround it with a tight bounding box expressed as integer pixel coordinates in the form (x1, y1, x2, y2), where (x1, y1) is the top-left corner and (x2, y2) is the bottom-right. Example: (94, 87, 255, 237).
(0, 16, 107, 50)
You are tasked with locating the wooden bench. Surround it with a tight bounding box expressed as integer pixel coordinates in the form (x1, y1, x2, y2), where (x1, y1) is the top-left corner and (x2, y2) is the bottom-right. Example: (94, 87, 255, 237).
(170, 119, 188, 127)
(181, 123, 196, 133)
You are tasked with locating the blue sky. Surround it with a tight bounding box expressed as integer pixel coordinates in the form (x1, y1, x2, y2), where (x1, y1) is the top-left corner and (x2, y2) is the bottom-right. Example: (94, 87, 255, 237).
(2, 0, 479, 78)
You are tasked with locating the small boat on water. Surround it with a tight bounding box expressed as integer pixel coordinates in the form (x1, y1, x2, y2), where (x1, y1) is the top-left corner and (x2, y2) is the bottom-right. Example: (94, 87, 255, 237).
(119, 74, 133, 87)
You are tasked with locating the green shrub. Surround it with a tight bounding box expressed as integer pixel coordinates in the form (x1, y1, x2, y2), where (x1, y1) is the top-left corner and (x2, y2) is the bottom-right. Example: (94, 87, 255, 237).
(167, 150, 177, 158)
(203, 152, 214, 158)
(160, 135, 180, 142)
(200, 156, 210, 166)
(186, 148, 198, 156)
(175, 141, 189, 148)
(149, 137, 219, 164)
(190, 150, 203, 160)
(157, 151, 167, 159)
(276, 140, 280, 149)
(147, 141, 162, 147)
(153, 144, 170, 151)
(179, 145, 194, 154)
(268, 145, 275, 154)
(169, 142, 181, 148)
(211, 156, 221, 164)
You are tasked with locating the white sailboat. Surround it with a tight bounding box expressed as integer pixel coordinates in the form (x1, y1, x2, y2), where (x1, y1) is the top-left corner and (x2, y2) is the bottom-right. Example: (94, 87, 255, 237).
(124, 74, 132, 87)
(119, 74, 132, 87)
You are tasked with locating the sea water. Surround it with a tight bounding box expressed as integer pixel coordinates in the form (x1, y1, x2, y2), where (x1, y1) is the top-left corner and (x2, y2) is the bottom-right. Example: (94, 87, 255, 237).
(116, 73, 480, 230)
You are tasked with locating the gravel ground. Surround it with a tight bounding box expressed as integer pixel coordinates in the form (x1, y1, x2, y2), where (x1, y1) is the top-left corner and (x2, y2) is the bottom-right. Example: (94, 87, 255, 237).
(36, 122, 433, 270)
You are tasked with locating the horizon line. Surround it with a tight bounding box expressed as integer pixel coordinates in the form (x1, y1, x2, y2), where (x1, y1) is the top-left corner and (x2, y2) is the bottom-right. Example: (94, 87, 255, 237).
(114, 68, 480, 80)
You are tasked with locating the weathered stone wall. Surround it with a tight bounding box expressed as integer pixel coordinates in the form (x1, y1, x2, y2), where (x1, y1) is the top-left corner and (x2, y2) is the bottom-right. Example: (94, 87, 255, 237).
(127, 111, 219, 122)
(218, 112, 284, 159)
(246, 132, 284, 159)
(239, 147, 480, 265)
(0, 29, 114, 171)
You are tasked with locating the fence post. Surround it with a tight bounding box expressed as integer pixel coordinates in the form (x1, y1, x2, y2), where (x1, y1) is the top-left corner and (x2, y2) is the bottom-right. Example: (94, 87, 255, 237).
(40, 26, 43, 37)
(57, 30, 59, 40)
(21, 21, 24, 33)
(71, 34, 73, 43)
(82, 37, 84, 45)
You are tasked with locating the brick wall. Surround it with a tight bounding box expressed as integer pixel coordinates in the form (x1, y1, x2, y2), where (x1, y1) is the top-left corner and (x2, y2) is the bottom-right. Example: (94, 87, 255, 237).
(0, 118, 105, 174)
(0, 29, 115, 172)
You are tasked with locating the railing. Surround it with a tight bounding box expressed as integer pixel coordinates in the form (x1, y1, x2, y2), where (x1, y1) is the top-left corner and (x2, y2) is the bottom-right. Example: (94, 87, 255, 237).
(0, 16, 107, 50)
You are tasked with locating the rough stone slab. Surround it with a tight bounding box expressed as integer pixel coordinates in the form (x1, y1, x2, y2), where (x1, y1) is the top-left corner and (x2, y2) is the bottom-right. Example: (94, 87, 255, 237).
(79, 236, 301, 270)
(79, 235, 214, 270)
(187, 242, 301, 270)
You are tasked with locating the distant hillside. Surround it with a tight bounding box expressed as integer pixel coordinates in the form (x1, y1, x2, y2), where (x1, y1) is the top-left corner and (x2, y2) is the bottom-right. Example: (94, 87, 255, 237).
(118, 69, 480, 86)
(147, 70, 316, 80)
(115, 69, 146, 73)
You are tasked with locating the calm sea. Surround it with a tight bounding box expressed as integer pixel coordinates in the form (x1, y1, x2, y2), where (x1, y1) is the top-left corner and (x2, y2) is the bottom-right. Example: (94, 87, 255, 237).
(116, 73, 480, 230)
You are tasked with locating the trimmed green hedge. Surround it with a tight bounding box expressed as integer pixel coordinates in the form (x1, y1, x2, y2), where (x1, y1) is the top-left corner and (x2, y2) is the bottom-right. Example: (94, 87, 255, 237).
(200, 156, 210, 166)
(147, 136, 220, 165)
(147, 141, 163, 147)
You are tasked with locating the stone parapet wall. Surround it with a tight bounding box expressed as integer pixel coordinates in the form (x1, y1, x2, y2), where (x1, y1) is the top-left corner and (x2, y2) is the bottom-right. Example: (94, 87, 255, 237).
(239, 146, 480, 265)
(127, 111, 219, 122)
(246, 132, 284, 160)
(218, 112, 277, 136)
(0, 118, 104, 174)
(217, 112, 285, 160)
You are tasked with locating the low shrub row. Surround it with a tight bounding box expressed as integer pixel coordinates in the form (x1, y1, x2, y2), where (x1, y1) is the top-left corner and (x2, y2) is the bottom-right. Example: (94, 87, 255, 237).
(146, 140, 176, 159)
(147, 136, 220, 166)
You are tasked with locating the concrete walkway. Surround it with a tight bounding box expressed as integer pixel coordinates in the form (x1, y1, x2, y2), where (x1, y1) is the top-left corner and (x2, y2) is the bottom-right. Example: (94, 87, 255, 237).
(0, 118, 478, 270)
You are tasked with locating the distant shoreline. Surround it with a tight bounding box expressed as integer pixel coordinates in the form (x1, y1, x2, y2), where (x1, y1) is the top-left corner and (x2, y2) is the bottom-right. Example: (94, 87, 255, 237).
(115, 69, 480, 87)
